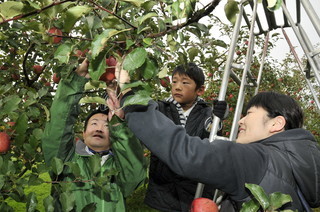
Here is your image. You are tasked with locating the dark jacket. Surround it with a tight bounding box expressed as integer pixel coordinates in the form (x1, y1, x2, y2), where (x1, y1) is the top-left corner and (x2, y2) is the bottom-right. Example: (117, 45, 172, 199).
(42, 73, 146, 211)
(124, 100, 320, 211)
(144, 100, 216, 211)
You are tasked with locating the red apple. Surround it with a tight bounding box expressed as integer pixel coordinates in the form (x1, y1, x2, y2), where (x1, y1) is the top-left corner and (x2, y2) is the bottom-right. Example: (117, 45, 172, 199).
(74, 49, 88, 58)
(48, 27, 63, 44)
(191, 198, 219, 212)
(53, 73, 61, 84)
(33, 65, 43, 74)
(207, 73, 213, 77)
(0, 132, 10, 153)
(99, 56, 117, 83)
(160, 76, 170, 88)
(236, 51, 241, 55)
(11, 73, 20, 80)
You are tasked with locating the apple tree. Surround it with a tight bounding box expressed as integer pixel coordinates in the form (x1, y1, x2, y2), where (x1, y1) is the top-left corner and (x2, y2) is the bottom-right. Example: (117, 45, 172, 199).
(0, 0, 319, 211)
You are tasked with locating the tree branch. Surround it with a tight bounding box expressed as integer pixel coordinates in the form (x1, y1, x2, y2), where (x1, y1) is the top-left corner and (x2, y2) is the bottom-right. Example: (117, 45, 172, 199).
(0, 0, 75, 25)
(88, 0, 137, 30)
(146, 0, 221, 38)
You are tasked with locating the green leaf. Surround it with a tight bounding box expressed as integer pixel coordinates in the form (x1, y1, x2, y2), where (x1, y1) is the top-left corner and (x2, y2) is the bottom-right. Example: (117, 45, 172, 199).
(121, 80, 146, 91)
(26, 192, 38, 212)
(0, 1, 24, 21)
(123, 48, 147, 71)
(15, 113, 28, 145)
(51, 157, 64, 176)
(240, 199, 260, 212)
(28, 173, 44, 186)
(60, 192, 75, 212)
(65, 162, 82, 178)
(267, 0, 283, 11)
(2, 95, 20, 114)
(43, 195, 55, 212)
(245, 183, 270, 210)
(224, 0, 239, 25)
(63, 6, 92, 32)
(88, 154, 101, 176)
(88, 52, 107, 81)
(0, 175, 5, 190)
(91, 29, 129, 59)
(269, 192, 292, 210)
(188, 47, 200, 62)
(121, 0, 145, 7)
(42, 104, 50, 122)
(54, 43, 72, 64)
(122, 90, 152, 107)
(137, 12, 158, 25)
(140, 58, 158, 79)
(158, 66, 169, 78)
(81, 203, 97, 212)
(79, 96, 106, 105)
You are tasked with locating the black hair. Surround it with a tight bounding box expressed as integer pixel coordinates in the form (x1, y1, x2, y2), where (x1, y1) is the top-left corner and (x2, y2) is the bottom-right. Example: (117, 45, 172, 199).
(245, 91, 304, 130)
(172, 63, 205, 89)
(84, 108, 109, 131)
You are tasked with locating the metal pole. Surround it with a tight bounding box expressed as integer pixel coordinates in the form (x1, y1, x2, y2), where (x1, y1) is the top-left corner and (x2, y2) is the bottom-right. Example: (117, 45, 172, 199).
(194, 0, 246, 199)
(300, 0, 320, 37)
(230, 0, 259, 141)
(281, 3, 320, 86)
(255, 32, 270, 95)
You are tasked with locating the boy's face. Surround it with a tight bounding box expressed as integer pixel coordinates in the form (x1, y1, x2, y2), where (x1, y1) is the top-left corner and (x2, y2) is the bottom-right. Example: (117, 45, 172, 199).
(83, 113, 111, 151)
(171, 73, 204, 110)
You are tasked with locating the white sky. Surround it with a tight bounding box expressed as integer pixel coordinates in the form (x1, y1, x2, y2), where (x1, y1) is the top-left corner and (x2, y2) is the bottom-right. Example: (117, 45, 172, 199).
(199, 0, 320, 61)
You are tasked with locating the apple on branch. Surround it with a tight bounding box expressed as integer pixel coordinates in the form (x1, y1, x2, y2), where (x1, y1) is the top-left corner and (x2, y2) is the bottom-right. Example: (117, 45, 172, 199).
(160, 76, 170, 88)
(99, 56, 117, 83)
(33, 65, 43, 74)
(0, 132, 10, 154)
(47, 27, 63, 44)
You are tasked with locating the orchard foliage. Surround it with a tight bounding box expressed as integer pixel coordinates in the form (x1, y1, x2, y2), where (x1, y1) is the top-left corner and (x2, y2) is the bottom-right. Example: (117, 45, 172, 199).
(0, 0, 319, 211)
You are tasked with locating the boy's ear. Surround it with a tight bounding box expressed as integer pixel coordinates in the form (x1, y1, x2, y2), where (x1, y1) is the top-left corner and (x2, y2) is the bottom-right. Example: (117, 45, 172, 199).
(196, 85, 205, 96)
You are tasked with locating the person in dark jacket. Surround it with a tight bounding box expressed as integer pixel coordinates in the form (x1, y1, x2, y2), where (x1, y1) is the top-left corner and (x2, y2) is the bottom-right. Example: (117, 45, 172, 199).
(109, 84, 320, 211)
(42, 59, 146, 211)
(145, 63, 227, 212)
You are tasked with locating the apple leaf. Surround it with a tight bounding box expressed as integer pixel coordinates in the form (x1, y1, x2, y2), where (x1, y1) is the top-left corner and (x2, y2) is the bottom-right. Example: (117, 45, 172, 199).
(63, 5, 92, 33)
(65, 162, 82, 178)
(188, 47, 200, 62)
(51, 157, 64, 176)
(91, 29, 131, 59)
(123, 48, 147, 71)
(2, 95, 20, 114)
(122, 90, 152, 107)
(245, 183, 270, 210)
(269, 192, 292, 210)
(88, 52, 107, 81)
(158, 66, 169, 78)
(79, 96, 106, 105)
(60, 192, 75, 212)
(54, 43, 72, 64)
(224, 0, 239, 25)
(121, 0, 145, 7)
(137, 12, 158, 25)
(267, 0, 282, 11)
(15, 113, 28, 145)
(0, 175, 4, 190)
(26, 192, 38, 211)
(240, 199, 260, 212)
(88, 154, 101, 176)
(0, 1, 24, 21)
(140, 58, 158, 80)
(43, 195, 55, 212)
(121, 80, 146, 91)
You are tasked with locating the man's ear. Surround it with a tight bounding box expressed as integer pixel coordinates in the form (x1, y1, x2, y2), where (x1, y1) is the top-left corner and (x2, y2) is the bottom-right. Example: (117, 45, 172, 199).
(196, 85, 205, 96)
(270, 116, 286, 133)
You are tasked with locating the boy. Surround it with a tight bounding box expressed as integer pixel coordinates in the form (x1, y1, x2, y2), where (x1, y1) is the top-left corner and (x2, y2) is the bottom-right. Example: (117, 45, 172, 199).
(144, 63, 226, 212)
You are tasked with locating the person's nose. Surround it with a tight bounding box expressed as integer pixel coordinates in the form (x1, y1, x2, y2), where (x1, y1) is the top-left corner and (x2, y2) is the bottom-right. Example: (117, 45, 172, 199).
(238, 116, 245, 125)
(174, 82, 182, 91)
(95, 124, 104, 132)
